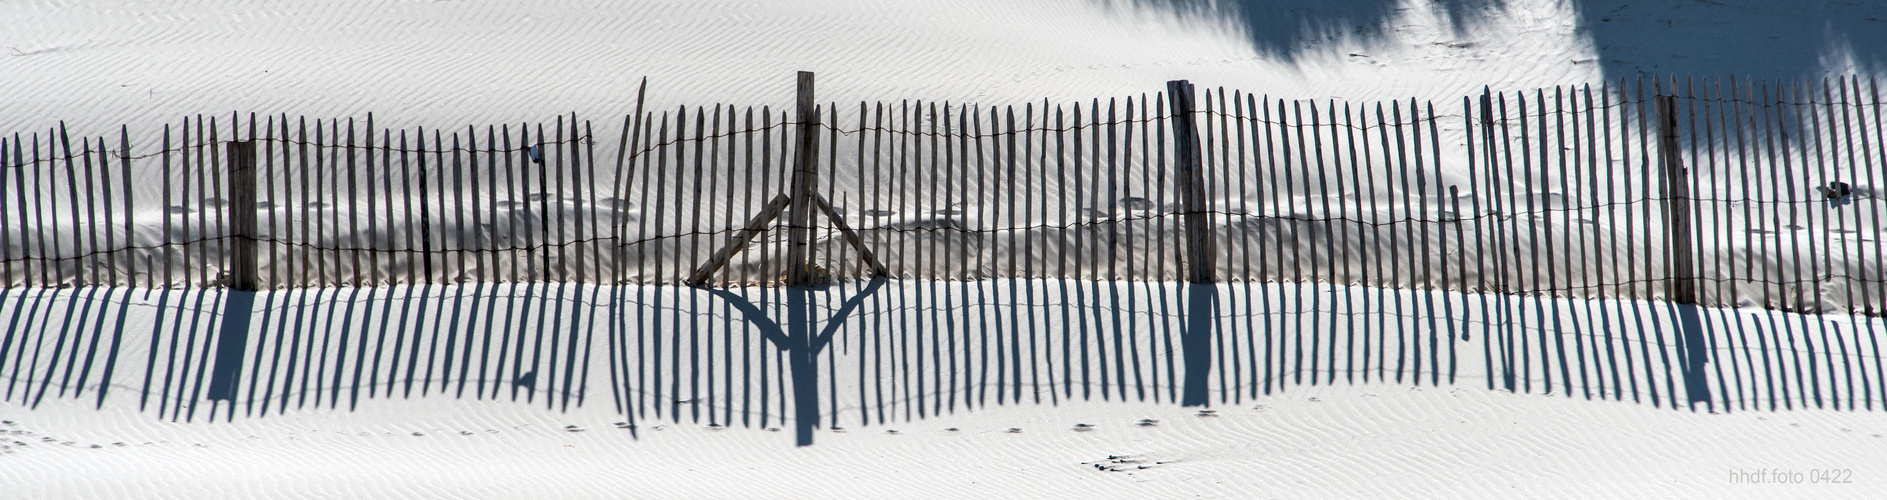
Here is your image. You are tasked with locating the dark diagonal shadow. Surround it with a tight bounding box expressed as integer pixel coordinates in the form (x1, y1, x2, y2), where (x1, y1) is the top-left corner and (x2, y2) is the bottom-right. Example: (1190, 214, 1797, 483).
(704, 277, 889, 446)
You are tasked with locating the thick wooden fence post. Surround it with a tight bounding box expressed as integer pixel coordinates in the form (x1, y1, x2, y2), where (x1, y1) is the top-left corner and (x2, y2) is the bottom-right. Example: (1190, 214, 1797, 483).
(1167, 80, 1216, 283)
(786, 71, 821, 284)
(226, 140, 259, 290)
(1655, 95, 1696, 304)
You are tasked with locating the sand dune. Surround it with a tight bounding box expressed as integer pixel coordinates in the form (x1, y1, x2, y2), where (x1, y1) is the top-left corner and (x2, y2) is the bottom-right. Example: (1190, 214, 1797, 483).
(6, 0, 1887, 497)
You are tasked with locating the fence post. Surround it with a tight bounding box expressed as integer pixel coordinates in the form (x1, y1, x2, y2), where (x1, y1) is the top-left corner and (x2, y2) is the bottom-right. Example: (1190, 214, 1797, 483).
(1167, 80, 1216, 283)
(1655, 95, 1696, 304)
(786, 71, 820, 284)
(226, 140, 259, 290)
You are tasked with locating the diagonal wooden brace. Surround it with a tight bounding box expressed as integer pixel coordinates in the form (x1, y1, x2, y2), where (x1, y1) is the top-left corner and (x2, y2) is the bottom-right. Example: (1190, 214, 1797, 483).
(813, 194, 889, 277)
(688, 194, 791, 287)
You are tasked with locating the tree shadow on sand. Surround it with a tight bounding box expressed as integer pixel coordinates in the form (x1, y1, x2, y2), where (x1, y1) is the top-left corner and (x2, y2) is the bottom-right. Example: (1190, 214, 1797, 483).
(1119, 0, 1887, 80)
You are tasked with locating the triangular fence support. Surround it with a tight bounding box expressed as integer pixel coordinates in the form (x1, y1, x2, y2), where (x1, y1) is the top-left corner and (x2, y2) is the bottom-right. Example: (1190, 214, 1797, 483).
(686, 71, 889, 287)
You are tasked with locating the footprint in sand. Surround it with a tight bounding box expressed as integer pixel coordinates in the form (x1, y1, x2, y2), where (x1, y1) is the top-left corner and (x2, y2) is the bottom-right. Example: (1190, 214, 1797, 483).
(1084, 454, 1171, 473)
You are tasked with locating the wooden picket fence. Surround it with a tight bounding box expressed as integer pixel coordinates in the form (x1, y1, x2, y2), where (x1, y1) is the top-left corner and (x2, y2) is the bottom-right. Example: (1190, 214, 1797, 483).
(1, 74, 1881, 316)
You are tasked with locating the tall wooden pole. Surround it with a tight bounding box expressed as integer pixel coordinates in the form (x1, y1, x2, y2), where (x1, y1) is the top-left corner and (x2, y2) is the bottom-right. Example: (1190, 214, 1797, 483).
(786, 71, 821, 284)
(1167, 80, 1216, 283)
(1656, 95, 1696, 304)
(226, 140, 259, 290)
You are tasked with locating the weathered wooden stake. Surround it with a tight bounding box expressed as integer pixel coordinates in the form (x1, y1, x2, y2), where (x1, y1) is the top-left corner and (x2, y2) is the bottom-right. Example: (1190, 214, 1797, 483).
(1167, 80, 1217, 283)
(812, 194, 889, 276)
(226, 140, 259, 290)
(786, 71, 820, 285)
(1655, 95, 1697, 305)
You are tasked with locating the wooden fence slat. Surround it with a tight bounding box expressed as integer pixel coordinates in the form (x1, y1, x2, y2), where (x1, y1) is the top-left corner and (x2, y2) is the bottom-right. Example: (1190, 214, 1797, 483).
(1867, 77, 1887, 317)
(1290, 101, 1310, 286)
(211, 117, 230, 288)
(1731, 80, 1755, 308)
(1806, 81, 1831, 313)
(1305, 100, 1330, 289)
(1754, 82, 1778, 308)
(1, 136, 13, 287)
(616, 79, 648, 284)
(1024, 101, 1036, 281)
(1827, 79, 1857, 314)
(263, 116, 277, 288)
(449, 131, 464, 283)
(743, 107, 758, 283)
(1833, 79, 1860, 314)
(1005, 104, 1019, 279)
(585, 118, 601, 284)
(1147, 93, 1162, 279)
(551, 118, 566, 283)
(531, 123, 550, 283)
(1581, 85, 1601, 300)
(1139, 94, 1154, 279)
(1426, 100, 1449, 386)
(1, 136, 11, 288)
(54, 127, 75, 287)
(908, 101, 921, 279)
(1127, 96, 1144, 283)
(834, 102, 849, 279)
(1109, 95, 1124, 283)
(1708, 79, 1731, 305)
(329, 120, 343, 286)
(698, 108, 716, 285)
(81, 136, 100, 287)
(467, 126, 484, 285)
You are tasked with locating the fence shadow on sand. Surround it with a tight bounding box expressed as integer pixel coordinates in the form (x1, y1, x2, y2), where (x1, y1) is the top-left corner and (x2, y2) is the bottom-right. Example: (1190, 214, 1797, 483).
(2, 277, 1880, 446)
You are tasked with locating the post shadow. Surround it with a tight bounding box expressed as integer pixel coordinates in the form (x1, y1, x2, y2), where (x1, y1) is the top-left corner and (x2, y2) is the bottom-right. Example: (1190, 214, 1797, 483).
(206, 290, 256, 403)
(1670, 302, 1713, 410)
(705, 277, 887, 446)
(1181, 281, 1218, 407)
